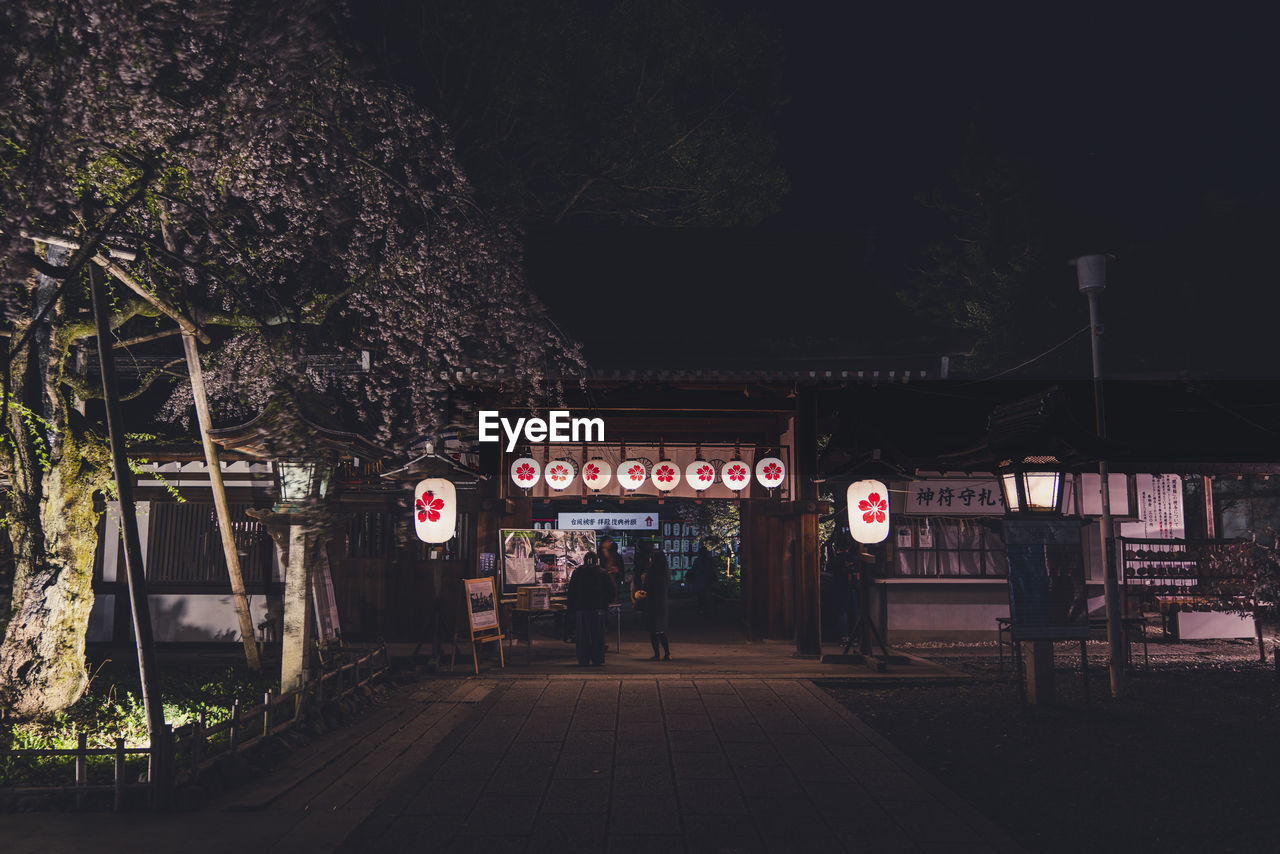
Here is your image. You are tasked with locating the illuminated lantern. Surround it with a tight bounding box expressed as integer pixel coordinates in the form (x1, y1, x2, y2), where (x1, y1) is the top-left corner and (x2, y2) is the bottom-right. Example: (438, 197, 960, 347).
(413, 478, 457, 543)
(618, 458, 648, 490)
(510, 456, 541, 489)
(685, 459, 716, 491)
(545, 459, 577, 491)
(755, 456, 786, 489)
(848, 479, 890, 544)
(652, 460, 681, 491)
(582, 458, 612, 490)
(721, 460, 751, 492)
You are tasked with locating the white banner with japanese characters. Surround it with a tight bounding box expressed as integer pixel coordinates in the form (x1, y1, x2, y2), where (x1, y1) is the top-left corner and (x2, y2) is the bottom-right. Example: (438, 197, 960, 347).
(902, 479, 1006, 515)
(556, 512, 660, 531)
(1119, 475, 1184, 539)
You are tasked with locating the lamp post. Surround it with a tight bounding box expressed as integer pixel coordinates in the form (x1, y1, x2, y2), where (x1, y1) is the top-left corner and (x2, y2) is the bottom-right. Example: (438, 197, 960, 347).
(274, 456, 333, 693)
(999, 454, 1069, 704)
(1072, 253, 1124, 698)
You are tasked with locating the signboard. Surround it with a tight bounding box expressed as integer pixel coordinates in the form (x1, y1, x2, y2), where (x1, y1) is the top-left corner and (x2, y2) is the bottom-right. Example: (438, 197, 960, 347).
(464, 577, 499, 632)
(556, 512, 659, 531)
(1004, 520, 1089, 640)
(1077, 473, 1130, 517)
(500, 528, 597, 594)
(904, 479, 1005, 515)
(1119, 475, 1185, 540)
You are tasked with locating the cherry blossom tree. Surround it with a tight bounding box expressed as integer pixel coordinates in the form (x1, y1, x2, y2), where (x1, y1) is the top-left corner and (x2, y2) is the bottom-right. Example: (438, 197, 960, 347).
(0, 0, 581, 718)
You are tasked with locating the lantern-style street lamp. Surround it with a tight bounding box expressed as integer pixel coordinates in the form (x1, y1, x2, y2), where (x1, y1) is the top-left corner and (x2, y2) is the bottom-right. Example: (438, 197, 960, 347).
(998, 455, 1066, 514)
(274, 459, 332, 507)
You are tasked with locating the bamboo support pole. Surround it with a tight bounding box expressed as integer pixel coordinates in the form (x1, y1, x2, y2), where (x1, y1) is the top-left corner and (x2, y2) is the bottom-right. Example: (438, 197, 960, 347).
(181, 331, 261, 671)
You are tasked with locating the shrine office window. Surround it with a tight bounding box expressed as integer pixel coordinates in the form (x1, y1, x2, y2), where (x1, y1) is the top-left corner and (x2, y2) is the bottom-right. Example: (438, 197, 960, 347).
(891, 518, 1007, 577)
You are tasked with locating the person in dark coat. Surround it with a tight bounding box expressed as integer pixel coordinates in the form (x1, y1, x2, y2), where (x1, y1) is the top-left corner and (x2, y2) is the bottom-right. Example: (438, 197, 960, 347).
(690, 542, 716, 615)
(644, 545, 671, 660)
(829, 538, 859, 646)
(599, 538, 625, 595)
(631, 539, 653, 609)
(567, 552, 615, 665)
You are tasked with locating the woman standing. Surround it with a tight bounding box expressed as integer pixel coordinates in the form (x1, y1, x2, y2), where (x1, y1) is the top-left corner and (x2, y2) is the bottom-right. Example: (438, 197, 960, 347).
(645, 545, 671, 661)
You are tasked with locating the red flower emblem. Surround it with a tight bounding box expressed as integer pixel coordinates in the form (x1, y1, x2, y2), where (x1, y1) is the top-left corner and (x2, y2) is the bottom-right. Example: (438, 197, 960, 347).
(548, 464, 569, 483)
(696, 464, 714, 482)
(762, 462, 782, 481)
(655, 465, 674, 483)
(858, 492, 887, 524)
(515, 463, 535, 482)
(416, 490, 444, 523)
(727, 464, 747, 483)
(627, 464, 644, 480)
(584, 463, 600, 481)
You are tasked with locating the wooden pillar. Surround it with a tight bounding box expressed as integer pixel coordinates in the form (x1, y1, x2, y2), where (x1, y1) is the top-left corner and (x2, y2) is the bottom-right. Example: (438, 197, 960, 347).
(1023, 641, 1056, 704)
(793, 390, 822, 656)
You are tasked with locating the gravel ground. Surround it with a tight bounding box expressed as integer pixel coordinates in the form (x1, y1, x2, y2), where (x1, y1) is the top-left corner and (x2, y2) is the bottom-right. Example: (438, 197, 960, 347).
(823, 638, 1280, 854)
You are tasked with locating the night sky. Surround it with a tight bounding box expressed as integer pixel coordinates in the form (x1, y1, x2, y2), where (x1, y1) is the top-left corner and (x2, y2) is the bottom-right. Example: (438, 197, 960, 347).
(525, 4, 1280, 377)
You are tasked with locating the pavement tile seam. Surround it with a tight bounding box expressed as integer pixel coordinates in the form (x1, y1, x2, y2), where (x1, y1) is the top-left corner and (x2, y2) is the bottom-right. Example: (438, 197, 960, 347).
(791, 679, 1024, 853)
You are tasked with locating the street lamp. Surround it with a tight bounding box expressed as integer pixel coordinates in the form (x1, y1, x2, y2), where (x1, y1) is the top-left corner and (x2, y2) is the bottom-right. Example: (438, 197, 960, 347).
(274, 459, 331, 507)
(999, 456, 1066, 514)
(1071, 252, 1124, 698)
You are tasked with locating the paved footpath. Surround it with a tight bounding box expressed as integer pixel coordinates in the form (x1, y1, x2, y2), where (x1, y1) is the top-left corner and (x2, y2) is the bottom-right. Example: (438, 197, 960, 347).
(339, 677, 1019, 854)
(3, 677, 1021, 854)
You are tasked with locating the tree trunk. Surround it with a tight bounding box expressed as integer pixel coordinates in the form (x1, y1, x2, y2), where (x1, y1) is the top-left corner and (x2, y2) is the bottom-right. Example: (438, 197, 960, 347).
(0, 278, 110, 719)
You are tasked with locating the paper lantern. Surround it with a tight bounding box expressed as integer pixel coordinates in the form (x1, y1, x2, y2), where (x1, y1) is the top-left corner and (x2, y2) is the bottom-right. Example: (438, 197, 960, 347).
(848, 479, 890, 544)
(510, 456, 541, 489)
(685, 459, 716, 491)
(618, 459, 648, 490)
(721, 460, 751, 491)
(545, 459, 577, 491)
(652, 460, 681, 491)
(755, 456, 786, 489)
(413, 478, 457, 543)
(582, 458, 611, 490)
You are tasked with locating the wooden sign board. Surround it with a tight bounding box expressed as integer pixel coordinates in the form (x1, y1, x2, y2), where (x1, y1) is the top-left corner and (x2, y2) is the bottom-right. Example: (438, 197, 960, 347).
(464, 577, 499, 633)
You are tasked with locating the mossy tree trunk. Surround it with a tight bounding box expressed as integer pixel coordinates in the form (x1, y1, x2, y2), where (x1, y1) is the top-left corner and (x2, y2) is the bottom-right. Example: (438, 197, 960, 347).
(0, 285, 111, 720)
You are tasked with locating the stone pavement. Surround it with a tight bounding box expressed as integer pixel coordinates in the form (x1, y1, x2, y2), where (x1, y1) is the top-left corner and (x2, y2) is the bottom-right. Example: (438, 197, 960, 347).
(338, 677, 1020, 853)
(2, 675, 1021, 854)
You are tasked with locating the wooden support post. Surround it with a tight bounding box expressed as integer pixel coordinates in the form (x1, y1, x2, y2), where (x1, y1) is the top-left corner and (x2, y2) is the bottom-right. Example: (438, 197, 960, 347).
(75, 732, 87, 810)
(113, 738, 126, 812)
(89, 265, 166, 747)
(192, 712, 205, 781)
(229, 699, 241, 751)
(263, 691, 273, 737)
(181, 332, 261, 671)
(1023, 640, 1057, 705)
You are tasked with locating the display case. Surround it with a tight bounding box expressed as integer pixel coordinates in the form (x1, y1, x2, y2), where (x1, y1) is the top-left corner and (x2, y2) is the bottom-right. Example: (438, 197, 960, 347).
(1119, 538, 1256, 639)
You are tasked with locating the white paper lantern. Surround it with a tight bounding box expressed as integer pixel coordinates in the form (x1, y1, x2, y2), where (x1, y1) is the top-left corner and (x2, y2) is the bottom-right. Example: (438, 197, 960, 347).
(652, 460, 681, 491)
(618, 459, 648, 490)
(755, 456, 786, 489)
(848, 479, 890, 544)
(582, 458, 611, 490)
(413, 478, 457, 543)
(545, 459, 576, 491)
(685, 459, 716, 491)
(721, 460, 751, 491)
(510, 456, 541, 489)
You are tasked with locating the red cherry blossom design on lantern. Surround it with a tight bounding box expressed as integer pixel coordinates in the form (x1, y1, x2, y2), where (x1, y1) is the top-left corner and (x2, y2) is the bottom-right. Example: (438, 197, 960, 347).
(727, 465, 747, 483)
(858, 492, 887, 524)
(416, 491, 444, 523)
(656, 466, 675, 483)
(515, 463, 536, 482)
(697, 465, 714, 482)
(762, 462, 782, 481)
(548, 464, 569, 483)
(627, 464, 644, 479)
(585, 463, 600, 481)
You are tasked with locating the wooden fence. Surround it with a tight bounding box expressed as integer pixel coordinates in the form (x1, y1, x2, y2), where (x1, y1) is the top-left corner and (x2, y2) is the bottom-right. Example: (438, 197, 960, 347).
(0, 644, 391, 811)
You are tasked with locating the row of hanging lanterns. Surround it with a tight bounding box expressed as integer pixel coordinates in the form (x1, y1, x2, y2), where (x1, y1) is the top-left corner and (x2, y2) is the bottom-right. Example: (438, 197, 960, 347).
(509, 454, 787, 492)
